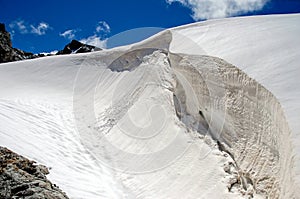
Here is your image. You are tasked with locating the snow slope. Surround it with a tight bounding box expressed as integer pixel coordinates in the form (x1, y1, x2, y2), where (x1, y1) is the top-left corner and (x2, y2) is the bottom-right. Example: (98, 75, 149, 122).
(0, 43, 241, 198)
(170, 14, 300, 142)
(170, 13, 300, 197)
(0, 14, 299, 198)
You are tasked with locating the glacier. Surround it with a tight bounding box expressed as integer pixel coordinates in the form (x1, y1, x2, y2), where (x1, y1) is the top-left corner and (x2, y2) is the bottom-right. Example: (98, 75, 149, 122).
(0, 14, 299, 198)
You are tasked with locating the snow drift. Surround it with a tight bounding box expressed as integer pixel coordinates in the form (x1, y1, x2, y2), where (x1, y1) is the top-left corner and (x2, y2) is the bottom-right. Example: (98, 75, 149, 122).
(0, 14, 299, 198)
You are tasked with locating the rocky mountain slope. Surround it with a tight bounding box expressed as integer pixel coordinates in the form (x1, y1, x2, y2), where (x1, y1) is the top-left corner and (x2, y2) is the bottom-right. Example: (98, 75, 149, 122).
(0, 23, 43, 63)
(0, 146, 69, 198)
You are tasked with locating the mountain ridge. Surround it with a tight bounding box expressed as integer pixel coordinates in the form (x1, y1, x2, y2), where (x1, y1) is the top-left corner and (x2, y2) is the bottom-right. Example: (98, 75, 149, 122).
(0, 23, 100, 63)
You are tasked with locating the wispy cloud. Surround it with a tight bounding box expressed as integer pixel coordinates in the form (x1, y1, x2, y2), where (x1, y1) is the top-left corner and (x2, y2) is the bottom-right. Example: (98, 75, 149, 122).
(30, 22, 50, 35)
(9, 20, 51, 35)
(60, 29, 76, 40)
(166, 0, 269, 20)
(79, 20, 111, 49)
(96, 21, 110, 33)
(9, 20, 28, 34)
(80, 35, 107, 49)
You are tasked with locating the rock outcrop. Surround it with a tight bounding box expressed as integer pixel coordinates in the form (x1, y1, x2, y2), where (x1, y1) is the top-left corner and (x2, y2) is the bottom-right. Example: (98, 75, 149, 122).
(56, 39, 101, 55)
(0, 146, 69, 199)
(0, 23, 44, 63)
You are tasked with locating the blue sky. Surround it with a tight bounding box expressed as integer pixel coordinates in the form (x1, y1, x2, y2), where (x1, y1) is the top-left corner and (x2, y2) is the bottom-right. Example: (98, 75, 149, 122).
(1, 0, 300, 53)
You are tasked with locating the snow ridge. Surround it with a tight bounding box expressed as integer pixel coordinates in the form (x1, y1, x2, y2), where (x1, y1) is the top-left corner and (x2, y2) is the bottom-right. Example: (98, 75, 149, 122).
(0, 14, 299, 198)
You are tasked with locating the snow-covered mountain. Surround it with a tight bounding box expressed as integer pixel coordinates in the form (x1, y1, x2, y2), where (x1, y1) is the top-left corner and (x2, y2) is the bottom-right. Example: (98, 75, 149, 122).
(0, 14, 299, 198)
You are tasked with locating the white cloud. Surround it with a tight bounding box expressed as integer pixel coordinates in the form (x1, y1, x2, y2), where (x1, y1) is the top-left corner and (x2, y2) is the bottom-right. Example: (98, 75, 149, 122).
(166, 0, 269, 20)
(96, 21, 110, 33)
(9, 20, 28, 34)
(39, 50, 58, 55)
(30, 22, 50, 35)
(9, 20, 51, 35)
(50, 50, 58, 54)
(60, 29, 76, 40)
(79, 21, 110, 49)
(80, 35, 107, 49)
(10, 30, 15, 39)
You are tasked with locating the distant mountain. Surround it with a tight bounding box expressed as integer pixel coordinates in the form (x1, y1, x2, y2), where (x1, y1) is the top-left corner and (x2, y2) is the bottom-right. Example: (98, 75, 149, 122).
(56, 40, 101, 55)
(0, 23, 101, 63)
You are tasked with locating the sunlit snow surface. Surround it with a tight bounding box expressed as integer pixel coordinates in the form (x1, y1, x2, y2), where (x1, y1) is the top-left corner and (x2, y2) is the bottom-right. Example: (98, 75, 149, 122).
(0, 14, 299, 198)
(170, 13, 300, 190)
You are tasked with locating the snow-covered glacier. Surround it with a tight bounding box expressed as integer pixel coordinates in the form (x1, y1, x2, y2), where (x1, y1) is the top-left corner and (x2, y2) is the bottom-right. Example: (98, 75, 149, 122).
(0, 14, 299, 198)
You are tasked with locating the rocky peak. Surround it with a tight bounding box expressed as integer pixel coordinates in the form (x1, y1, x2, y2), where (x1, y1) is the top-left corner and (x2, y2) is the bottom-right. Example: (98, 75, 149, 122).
(0, 23, 41, 63)
(0, 23, 12, 50)
(56, 39, 101, 55)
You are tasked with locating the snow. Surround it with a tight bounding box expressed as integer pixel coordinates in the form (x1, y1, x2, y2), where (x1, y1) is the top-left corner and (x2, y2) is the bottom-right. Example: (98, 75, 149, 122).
(170, 13, 300, 195)
(170, 14, 300, 140)
(0, 49, 238, 198)
(0, 13, 299, 198)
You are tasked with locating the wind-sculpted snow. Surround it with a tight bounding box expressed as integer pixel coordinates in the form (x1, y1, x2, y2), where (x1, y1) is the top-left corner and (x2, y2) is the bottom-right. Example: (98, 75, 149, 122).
(108, 48, 162, 72)
(0, 14, 299, 199)
(170, 53, 295, 198)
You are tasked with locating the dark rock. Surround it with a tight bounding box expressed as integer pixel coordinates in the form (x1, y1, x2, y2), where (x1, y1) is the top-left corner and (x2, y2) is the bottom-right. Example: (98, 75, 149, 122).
(16, 188, 35, 197)
(0, 146, 69, 199)
(56, 39, 101, 55)
(0, 23, 6, 32)
(11, 184, 30, 195)
(0, 23, 44, 63)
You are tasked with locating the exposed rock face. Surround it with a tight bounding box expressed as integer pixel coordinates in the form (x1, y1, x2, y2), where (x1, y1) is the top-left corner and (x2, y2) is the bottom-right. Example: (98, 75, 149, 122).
(56, 39, 101, 55)
(0, 23, 44, 63)
(0, 146, 69, 199)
